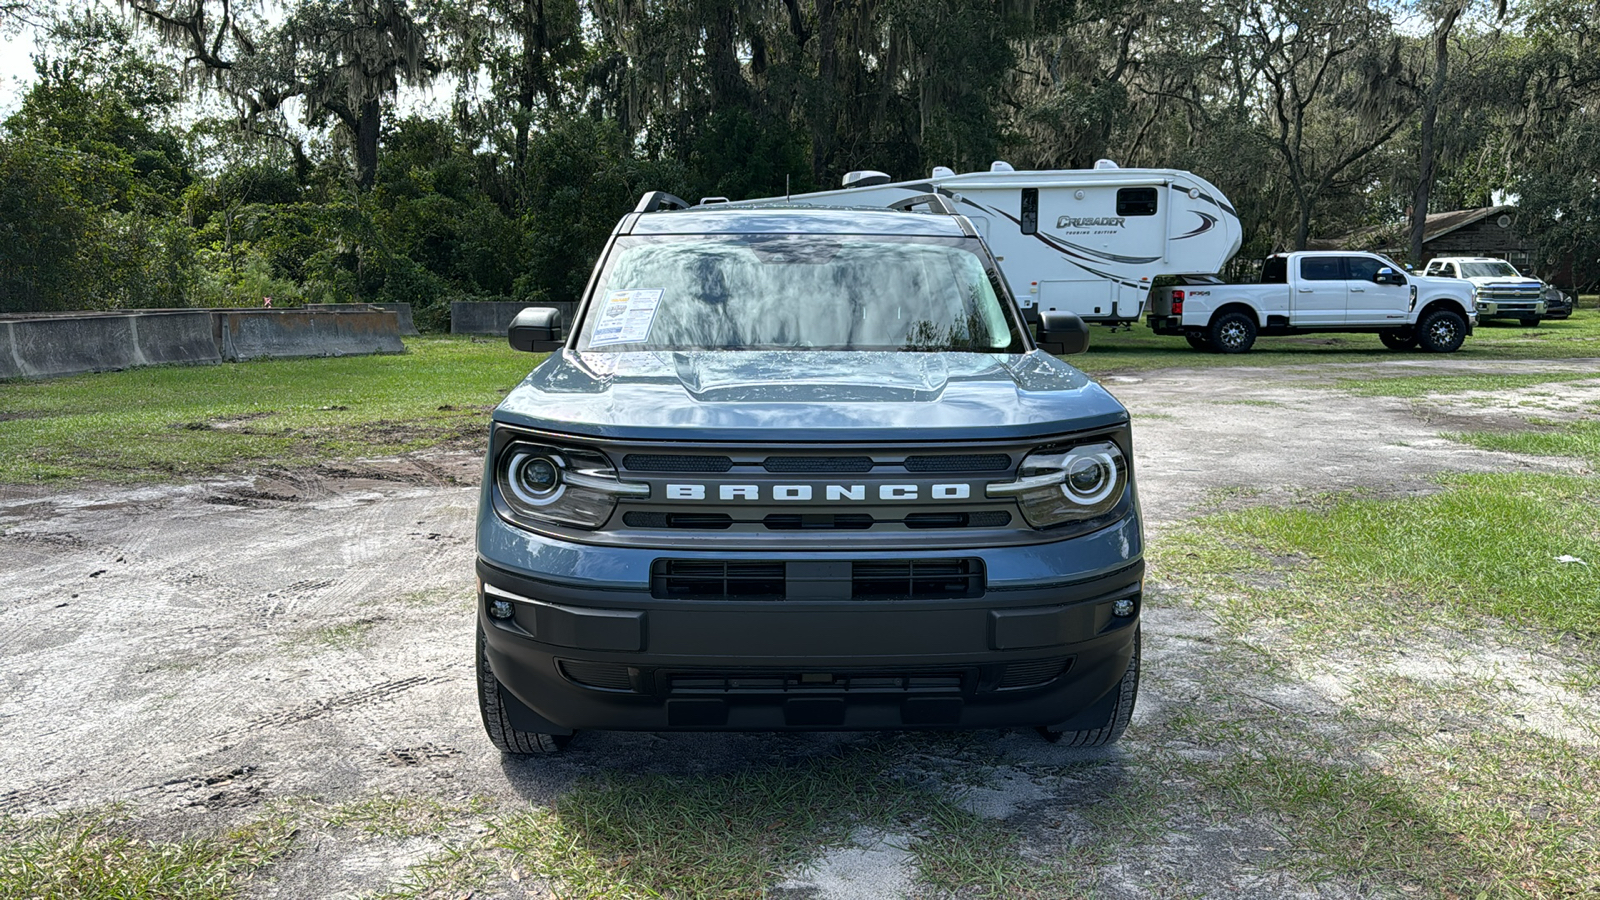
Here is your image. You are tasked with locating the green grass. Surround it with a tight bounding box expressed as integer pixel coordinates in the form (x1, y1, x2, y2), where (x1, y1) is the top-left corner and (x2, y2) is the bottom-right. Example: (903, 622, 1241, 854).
(1451, 421, 1600, 464)
(1144, 474, 1600, 897)
(1330, 372, 1600, 398)
(1071, 306, 1600, 375)
(1156, 473, 1600, 637)
(491, 749, 1050, 900)
(0, 336, 536, 484)
(0, 810, 295, 900)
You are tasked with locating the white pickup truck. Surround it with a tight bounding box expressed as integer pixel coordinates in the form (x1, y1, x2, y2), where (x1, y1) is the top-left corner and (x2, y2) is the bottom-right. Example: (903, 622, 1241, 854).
(1147, 251, 1478, 353)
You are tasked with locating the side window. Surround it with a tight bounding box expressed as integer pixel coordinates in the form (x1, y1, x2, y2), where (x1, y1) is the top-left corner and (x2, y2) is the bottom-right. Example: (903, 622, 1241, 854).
(1347, 257, 1381, 282)
(1116, 187, 1159, 217)
(1299, 257, 1344, 281)
(1020, 188, 1038, 235)
(1447, 263, 1461, 277)
(1424, 261, 1443, 276)
(1261, 257, 1288, 284)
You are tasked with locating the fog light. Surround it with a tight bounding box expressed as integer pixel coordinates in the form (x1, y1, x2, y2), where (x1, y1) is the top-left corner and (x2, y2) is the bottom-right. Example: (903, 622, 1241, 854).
(488, 598, 515, 619)
(1112, 597, 1136, 617)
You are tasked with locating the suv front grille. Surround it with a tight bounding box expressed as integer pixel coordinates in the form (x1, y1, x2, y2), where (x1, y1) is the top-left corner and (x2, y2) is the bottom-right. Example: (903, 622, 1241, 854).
(650, 558, 985, 601)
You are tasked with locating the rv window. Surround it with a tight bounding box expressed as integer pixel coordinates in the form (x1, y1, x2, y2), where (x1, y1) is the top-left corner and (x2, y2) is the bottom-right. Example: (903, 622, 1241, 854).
(1116, 187, 1159, 217)
(1299, 257, 1344, 281)
(1020, 188, 1038, 235)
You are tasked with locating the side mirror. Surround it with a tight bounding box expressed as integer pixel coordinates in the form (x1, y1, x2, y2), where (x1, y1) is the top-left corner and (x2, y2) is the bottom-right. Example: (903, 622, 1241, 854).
(1375, 267, 1406, 286)
(508, 307, 564, 353)
(1035, 311, 1089, 355)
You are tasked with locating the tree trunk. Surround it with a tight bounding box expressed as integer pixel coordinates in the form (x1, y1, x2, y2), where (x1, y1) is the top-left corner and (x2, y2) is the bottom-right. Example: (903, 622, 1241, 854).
(811, 0, 841, 184)
(1410, 7, 1461, 265)
(354, 97, 381, 191)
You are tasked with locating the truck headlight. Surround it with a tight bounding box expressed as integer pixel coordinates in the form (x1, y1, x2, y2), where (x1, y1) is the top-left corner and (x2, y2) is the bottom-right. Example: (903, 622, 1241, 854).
(495, 442, 648, 530)
(986, 440, 1129, 529)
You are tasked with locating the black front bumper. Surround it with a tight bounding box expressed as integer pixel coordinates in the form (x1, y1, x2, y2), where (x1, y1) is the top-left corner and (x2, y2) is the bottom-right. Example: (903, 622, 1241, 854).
(477, 558, 1142, 733)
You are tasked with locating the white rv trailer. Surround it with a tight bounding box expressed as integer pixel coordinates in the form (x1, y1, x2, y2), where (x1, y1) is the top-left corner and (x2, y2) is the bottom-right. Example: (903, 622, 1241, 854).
(718, 162, 1242, 325)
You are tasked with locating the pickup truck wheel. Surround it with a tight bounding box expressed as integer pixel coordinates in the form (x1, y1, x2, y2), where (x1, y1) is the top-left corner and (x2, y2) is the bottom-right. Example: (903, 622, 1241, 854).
(1418, 309, 1468, 353)
(1184, 332, 1213, 352)
(1525, 317, 1543, 327)
(1208, 312, 1257, 354)
(1379, 328, 1417, 350)
(477, 626, 570, 754)
(1038, 628, 1139, 748)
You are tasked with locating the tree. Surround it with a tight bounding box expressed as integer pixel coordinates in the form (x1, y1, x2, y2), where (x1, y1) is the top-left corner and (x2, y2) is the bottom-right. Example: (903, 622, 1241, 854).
(123, 0, 435, 189)
(1225, 0, 1416, 248)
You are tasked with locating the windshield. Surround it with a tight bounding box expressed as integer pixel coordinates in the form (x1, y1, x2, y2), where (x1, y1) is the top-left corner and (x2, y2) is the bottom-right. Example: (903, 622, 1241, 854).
(1459, 261, 1521, 278)
(574, 234, 1028, 352)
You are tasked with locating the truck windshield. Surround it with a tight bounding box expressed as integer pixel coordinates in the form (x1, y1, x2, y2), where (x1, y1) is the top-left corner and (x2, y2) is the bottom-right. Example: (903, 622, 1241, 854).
(1459, 261, 1521, 278)
(574, 234, 1028, 352)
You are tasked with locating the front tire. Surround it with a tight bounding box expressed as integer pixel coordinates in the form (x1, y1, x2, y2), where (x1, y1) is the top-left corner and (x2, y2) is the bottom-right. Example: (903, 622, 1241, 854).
(1208, 311, 1257, 354)
(477, 626, 570, 754)
(1418, 309, 1468, 353)
(1038, 628, 1140, 747)
(1379, 328, 1417, 350)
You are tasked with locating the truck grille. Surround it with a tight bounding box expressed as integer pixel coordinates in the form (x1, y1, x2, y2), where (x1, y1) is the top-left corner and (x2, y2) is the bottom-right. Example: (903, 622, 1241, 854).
(650, 558, 985, 601)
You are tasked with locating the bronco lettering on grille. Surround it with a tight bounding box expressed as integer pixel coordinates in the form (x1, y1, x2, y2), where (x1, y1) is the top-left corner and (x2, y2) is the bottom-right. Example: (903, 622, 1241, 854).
(666, 483, 976, 502)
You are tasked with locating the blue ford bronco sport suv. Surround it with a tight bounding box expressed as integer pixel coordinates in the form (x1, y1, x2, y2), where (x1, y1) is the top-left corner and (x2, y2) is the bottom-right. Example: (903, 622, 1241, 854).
(475, 191, 1143, 753)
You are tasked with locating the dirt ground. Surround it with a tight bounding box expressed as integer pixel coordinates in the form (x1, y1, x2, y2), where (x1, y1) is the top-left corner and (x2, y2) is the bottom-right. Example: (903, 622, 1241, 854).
(2, 356, 1595, 898)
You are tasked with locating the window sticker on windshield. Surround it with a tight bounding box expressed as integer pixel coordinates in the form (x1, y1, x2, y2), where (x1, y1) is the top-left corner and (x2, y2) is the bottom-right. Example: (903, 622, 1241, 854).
(589, 289, 663, 347)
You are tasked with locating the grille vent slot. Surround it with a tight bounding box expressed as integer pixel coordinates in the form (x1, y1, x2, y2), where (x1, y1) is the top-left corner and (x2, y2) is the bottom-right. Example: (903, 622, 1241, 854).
(623, 511, 734, 530)
(999, 658, 1072, 689)
(559, 661, 635, 691)
(904, 453, 1011, 472)
(904, 511, 1012, 529)
(763, 513, 874, 530)
(651, 559, 984, 601)
(622, 454, 733, 473)
(852, 559, 984, 601)
(763, 456, 874, 473)
(652, 560, 786, 600)
(668, 672, 964, 694)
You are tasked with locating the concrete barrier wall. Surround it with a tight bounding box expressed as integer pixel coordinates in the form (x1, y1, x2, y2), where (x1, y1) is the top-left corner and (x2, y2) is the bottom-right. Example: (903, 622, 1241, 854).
(1, 307, 404, 380)
(0, 311, 220, 379)
(451, 300, 578, 336)
(215, 308, 404, 361)
(306, 302, 418, 335)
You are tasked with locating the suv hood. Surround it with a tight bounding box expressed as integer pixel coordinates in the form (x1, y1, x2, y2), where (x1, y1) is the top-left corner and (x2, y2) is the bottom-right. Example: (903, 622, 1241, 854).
(494, 350, 1128, 442)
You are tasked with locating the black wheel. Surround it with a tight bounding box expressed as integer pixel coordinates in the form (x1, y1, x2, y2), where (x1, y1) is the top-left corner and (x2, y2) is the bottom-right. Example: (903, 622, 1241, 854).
(1038, 628, 1139, 747)
(1417, 309, 1468, 353)
(1526, 317, 1543, 327)
(477, 626, 569, 754)
(1379, 328, 1417, 350)
(1184, 332, 1213, 352)
(1208, 311, 1257, 354)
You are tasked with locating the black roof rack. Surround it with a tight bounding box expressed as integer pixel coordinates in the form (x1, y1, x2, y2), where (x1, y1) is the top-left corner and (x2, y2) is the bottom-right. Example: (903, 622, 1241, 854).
(635, 191, 692, 213)
(886, 192, 959, 215)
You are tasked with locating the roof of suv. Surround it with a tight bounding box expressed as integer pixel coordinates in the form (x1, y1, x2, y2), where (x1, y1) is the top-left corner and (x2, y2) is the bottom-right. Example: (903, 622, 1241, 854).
(628, 206, 972, 237)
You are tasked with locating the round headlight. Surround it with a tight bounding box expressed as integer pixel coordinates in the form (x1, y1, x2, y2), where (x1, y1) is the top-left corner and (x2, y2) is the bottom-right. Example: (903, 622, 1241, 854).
(1063, 449, 1117, 506)
(507, 451, 563, 505)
